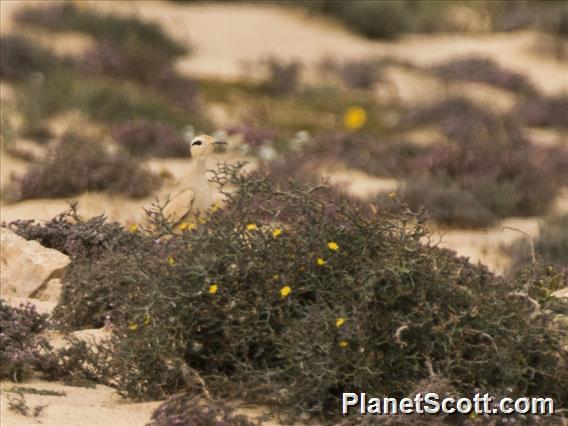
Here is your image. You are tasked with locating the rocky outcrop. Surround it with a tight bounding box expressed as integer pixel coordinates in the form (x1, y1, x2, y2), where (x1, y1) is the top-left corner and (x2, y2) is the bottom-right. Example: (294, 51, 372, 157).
(0, 228, 70, 300)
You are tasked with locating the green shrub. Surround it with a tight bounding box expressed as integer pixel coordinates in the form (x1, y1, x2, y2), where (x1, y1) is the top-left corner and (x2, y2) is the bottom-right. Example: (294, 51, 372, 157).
(6, 133, 159, 200)
(11, 166, 566, 420)
(17, 72, 203, 130)
(80, 41, 200, 112)
(15, 3, 187, 57)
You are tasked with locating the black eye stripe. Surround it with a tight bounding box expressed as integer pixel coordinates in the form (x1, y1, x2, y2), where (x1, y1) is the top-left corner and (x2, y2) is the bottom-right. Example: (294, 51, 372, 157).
(192, 140, 203, 146)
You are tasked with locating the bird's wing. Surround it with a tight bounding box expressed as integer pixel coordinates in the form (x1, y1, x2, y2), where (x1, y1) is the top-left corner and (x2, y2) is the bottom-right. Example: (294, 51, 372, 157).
(163, 188, 196, 226)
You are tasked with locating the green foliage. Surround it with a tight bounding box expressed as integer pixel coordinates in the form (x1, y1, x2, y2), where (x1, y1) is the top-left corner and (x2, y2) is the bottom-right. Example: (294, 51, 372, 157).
(80, 40, 200, 112)
(15, 2, 187, 57)
(10, 167, 567, 421)
(6, 133, 159, 201)
(17, 72, 200, 130)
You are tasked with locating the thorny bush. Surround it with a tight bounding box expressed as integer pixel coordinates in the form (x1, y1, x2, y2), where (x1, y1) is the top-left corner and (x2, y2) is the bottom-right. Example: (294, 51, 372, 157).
(5, 164, 568, 422)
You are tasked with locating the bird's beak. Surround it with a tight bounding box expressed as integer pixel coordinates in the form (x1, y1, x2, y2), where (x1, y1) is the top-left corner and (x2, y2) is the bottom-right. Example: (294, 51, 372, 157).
(213, 141, 227, 145)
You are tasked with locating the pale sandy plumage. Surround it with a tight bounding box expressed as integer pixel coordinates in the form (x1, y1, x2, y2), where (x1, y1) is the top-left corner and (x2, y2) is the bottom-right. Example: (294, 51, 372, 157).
(163, 134, 226, 226)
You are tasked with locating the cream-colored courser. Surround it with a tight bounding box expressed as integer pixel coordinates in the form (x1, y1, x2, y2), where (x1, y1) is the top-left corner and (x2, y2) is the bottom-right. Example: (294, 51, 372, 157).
(163, 134, 226, 226)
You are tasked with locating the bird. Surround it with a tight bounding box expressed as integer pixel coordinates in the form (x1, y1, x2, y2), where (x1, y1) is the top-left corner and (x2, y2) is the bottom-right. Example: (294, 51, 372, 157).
(162, 134, 227, 228)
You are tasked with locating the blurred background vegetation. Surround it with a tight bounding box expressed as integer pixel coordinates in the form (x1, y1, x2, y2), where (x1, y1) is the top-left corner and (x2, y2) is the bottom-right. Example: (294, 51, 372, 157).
(0, 0, 567, 423)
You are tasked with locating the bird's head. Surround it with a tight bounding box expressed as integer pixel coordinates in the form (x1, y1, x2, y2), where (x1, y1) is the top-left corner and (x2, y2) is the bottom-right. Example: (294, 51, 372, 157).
(190, 134, 227, 159)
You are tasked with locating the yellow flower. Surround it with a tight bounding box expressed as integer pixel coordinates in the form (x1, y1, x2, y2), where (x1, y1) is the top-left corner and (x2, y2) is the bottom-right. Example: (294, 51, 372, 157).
(327, 241, 339, 251)
(179, 222, 197, 231)
(198, 216, 207, 224)
(272, 228, 282, 237)
(338, 340, 349, 348)
(128, 224, 138, 233)
(210, 202, 222, 213)
(209, 284, 218, 294)
(167, 255, 175, 265)
(280, 285, 292, 298)
(336, 317, 346, 327)
(143, 314, 151, 326)
(272, 274, 280, 281)
(128, 322, 138, 331)
(388, 191, 397, 198)
(316, 257, 326, 266)
(246, 223, 258, 231)
(343, 106, 367, 131)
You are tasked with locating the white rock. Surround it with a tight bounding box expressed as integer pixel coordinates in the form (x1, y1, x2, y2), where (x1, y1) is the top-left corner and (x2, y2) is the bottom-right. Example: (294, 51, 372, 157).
(0, 228, 70, 300)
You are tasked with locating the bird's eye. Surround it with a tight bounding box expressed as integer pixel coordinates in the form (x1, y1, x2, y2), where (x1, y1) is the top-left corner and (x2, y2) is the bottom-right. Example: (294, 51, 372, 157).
(192, 140, 203, 146)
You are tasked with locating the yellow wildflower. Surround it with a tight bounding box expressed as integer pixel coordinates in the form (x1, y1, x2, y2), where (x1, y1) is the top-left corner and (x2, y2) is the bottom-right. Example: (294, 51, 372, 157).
(128, 224, 138, 233)
(209, 284, 218, 294)
(336, 317, 346, 327)
(128, 322, 138, 331)
(167, 255, 175, 265)
(338, 340, 349, 348)
(343, 106, 367, 131)
(272, 228, 282, 237)
(211, 202, 222, 213)
(388, 191, 397, 198)
(272, 274, 280, 281)
(246, 223, 258, 231)
(143, 314, 151, 326)
(327, 241, 339, 251)
(316, 257, 327, 266)
(280, 285, 292, 299)
(179, 222, 197, 231)
(198, 216, 207, 224)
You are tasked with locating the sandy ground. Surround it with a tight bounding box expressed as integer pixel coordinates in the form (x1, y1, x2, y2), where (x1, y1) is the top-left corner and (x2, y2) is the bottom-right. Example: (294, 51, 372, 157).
(1, 1, 567, 425)
(1, 380, 161, 426)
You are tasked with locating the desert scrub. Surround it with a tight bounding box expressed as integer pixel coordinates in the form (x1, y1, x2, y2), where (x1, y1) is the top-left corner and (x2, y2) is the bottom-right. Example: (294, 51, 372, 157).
(14, 165, 567, 420)
(6, 133, 159, 200)
(297, 1, 461, 39)
(515, 95, 568, 129)
(0, 300, 49, 382)
(429, 56, 537, 95)
(149, 395, 260, 426)
(508, 214, 568, 274)
(259, 57, 303, 96)
(15, 2, 187, 57)
(16, 72, 204, 130)
(396, 97, 562, 226)
(0, 35, 58, 81)
(111, 119, 190, 158)
(79, 40, 200, 112)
